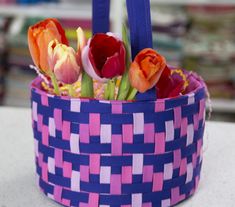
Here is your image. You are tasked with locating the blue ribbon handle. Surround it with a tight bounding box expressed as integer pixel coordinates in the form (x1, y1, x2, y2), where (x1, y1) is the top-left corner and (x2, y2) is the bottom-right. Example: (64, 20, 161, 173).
(92, 0, 110, 35)
(126, 0, 156, 101)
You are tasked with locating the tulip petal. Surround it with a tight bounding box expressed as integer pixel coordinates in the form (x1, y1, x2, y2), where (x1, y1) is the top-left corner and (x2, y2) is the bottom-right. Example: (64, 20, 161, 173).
(82, 44, 108, 82)
(54, 51, 80, 84)
(129, 61, 151, 93)
(28, 27, 40, 69)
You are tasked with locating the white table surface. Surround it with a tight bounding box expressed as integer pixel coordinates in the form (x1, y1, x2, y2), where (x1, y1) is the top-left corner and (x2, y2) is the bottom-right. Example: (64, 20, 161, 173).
(0, 106, 235, 207)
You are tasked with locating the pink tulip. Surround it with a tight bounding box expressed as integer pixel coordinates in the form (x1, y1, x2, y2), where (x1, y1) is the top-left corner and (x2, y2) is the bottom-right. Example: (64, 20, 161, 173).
(82, 33, 126, 82)
(48, 40, 81, 84)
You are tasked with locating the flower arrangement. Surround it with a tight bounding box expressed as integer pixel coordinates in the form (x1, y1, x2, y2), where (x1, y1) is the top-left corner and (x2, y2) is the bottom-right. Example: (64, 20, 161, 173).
(28, 18, 189, 101)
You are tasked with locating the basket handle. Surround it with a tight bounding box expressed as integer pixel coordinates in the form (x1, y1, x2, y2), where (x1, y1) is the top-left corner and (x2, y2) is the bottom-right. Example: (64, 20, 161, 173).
(126, 0, 156, 101)
(92, 0, 156, 101)
(92, 0, 110, 35)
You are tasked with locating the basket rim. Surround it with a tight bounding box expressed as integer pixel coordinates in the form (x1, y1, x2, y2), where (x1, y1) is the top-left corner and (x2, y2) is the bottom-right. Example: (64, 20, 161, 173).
(30, 69, 206, 104)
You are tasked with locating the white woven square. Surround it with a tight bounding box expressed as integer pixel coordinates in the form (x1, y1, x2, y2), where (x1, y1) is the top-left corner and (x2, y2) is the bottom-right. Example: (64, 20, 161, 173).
(164, 163, 173, 180)
(165, 120, 174, 142)
(100, 166, 111, 184)
(70, 100, 81, 112)
(48, 157, 55, 174)
(71, 171, 80, 192)
(133, 113, 144, 135)
(70, 133, 80, 153)
(132, 193, 142, 207)
(132, 154, 143, 175)
(49, 117, 55, 137)
(101, 125, 112, 143)
(187, 124, 194, 146)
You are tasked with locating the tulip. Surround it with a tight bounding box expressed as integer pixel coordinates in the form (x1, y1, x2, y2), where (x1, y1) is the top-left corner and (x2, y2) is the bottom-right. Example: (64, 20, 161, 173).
(82, 33, 126, 82)
(156, 67, 189, 98)
(128, 48, 166, 93)
(28, 18, 68, 74)
(48, 40, 81, 85)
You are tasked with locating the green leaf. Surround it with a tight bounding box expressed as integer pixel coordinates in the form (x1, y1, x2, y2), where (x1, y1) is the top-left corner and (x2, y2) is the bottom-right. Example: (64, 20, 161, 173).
(117, 23, 132, 100)
(81, 72, 94, 98)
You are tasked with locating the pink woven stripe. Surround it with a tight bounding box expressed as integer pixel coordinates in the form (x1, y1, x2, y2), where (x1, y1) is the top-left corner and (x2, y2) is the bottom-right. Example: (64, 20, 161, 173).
(173, 149, 181, 169)
(41, 94, 49, 106)
(80, 203, 88, 207)
(42, 162, 48, 182)
(123, 124, 133, 143)
(142, 203, 152, 207)
(180, 118, 188, 137)
(112, 135, 122, 155)
(89, 113, 100, 136)
(155, 101, 165, 112)
(88, 193, 99, 207)
(61, 199, 70, 206)
(62, 121, 71, 140)
(90, 154, 100, 174)
(144, 123, 155, 143)
(111, 174, 121, 194)
(37, 114, 43, 132)
(179, 158, 187, 176)
(55, 149, 63, 168)
(171, 187, 186, 206)
(38, 153, 43, 168)
(199, 99, 205, 121)
(80, 124, 89, 143)
(80, 165, 89, 182)
(193, 113, 199, 130)
(143, 165, 153, 182)
(54, 186, 62, 203)
(54, 109, 62, 130)
(112, 103, 122, 114)
(122, 166, 132, 184)
(63, 161, 72, 178)
(173, 107, 181, 129)
(42, 125, 49, 146)
(153, 173, 163, 191)
(155, 132, 165, 154)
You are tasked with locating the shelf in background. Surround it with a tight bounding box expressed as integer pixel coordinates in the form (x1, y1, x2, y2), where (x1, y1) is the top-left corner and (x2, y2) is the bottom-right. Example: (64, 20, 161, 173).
(0, 3, 91, 19)
(209, 99, 235, 113)
(151, 0, 235, 5)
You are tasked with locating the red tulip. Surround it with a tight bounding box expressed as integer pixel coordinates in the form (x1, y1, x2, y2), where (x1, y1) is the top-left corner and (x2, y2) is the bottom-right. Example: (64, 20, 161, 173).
(82, 33, 126, 82)
(128, 48, 166, 93)
(48, 40, 81, 84)
(28, 18, 68, 74)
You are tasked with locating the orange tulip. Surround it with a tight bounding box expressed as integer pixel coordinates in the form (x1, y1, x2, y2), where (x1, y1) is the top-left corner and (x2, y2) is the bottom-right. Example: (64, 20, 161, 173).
(129, 48, 166, 93)
(28, 18, 68, 74)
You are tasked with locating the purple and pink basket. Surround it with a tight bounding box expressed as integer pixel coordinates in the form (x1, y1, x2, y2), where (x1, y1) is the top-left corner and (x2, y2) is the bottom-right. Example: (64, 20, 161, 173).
(30, 1, 207, 206)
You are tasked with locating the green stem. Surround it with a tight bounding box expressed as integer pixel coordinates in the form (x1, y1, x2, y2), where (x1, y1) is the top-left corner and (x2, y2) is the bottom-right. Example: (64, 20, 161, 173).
(81, 72, 94, 98)
(50, 72, 60, 95)
(117, 71, 130, 100)
(127, 87, 138, 101)
(109, 79, 116, 100)
(104, 81, 110, 100)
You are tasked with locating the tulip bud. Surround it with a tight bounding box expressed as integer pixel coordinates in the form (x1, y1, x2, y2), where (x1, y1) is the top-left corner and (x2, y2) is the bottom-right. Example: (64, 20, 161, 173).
(82, 33, 126, 82)
(129, 48, 166, 93)
(48, 40, 81, 84)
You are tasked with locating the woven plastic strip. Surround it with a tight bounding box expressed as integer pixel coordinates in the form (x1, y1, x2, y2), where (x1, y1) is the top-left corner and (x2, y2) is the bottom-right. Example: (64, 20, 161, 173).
(92, 0, 110, 34)
(31, 69, 206, 207)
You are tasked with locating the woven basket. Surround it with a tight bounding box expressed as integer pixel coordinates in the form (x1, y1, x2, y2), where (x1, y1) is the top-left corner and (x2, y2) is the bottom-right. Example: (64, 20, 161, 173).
(31, 68, 206, 207)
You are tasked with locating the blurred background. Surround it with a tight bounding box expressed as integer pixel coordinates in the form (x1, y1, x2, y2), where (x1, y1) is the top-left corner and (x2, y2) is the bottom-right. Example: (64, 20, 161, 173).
(0, 0, 234, 121)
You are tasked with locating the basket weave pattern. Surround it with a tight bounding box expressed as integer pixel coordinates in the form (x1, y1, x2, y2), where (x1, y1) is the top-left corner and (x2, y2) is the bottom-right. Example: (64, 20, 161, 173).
(31, 74, 206, 207)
